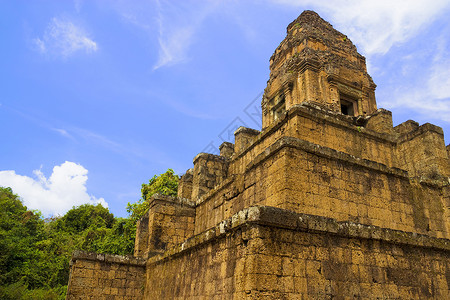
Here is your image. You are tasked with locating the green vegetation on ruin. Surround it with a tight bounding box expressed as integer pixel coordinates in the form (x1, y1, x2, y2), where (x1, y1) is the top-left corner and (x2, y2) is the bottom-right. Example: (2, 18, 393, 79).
(0, 169, 178, 299)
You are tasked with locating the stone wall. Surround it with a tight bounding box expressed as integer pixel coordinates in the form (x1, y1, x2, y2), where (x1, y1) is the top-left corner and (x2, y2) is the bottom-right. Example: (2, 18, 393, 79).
(144, 206, 450, 299)
(396, 123, 450, 178)
(280, 139, 448, 238)
(194, 130, 449, 239)
(191, 153, 229, 200)
(139, 102, 449, 298)
(144, 226, 248, 299)
(66, 251, 145, 299)
(134, 194, 195, 258)
(285, 105, 397, 168)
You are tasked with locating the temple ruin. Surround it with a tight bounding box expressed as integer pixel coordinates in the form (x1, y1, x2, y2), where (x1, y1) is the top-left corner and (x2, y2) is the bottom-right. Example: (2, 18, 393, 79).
(67, 10, 450, 299)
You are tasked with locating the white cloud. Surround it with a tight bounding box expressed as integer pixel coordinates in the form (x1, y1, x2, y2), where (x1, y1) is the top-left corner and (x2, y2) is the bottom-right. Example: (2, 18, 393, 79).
(272, 0, 450, 56)
(33, 17, 97, 58)
(0, 161, 107, 216)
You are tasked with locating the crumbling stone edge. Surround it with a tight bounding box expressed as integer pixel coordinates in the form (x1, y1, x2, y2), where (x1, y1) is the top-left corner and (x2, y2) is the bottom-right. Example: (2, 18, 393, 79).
(148, 205, 450, 265)
(70, 250, 146, 267)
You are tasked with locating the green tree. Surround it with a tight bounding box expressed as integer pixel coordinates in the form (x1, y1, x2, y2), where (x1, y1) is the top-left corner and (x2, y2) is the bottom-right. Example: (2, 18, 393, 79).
(0, 169, 179, 299)
(55, 203, 134, 255)
(0, 188, 135, 299)
(57, 203, 114, 233)
(0, 187, 42, 286)
(0, 187, 61, 299)
(90, 217, 135, 255)
(126, 168, 179, 223)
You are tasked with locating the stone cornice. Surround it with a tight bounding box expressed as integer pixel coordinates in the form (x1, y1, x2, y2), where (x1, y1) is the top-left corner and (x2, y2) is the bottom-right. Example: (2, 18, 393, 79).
(147, 206, 450, 266)
(70, 250, 146, 267)
(149, 194, 196, 209)
(245, 136, 408, 179)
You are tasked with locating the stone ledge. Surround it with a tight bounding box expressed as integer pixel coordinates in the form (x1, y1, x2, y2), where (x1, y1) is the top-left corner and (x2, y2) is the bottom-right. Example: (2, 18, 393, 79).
(147, 205, 450, 265)
(410, 176, 450, 188)
(234, 126, 260, 136)
(71, 250, 146, 266)
(246, 135, 408, 178)
(149, 194, 196, 209)
(234, 101, 397, 164)
(195, 131, 447, 208)
(289, 103, 396, 144)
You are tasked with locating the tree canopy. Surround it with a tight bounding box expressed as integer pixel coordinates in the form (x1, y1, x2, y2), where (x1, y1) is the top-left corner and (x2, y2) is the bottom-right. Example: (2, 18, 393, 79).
(126, 168, 179, 224)
(0, 168, 179, 299)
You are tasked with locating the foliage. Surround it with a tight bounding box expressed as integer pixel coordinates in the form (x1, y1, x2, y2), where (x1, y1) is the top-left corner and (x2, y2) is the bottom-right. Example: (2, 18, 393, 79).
(0, 187, 63, 299)
(0, 169, 177, 299)
(126, 168, 179, 223)
(141, 168, 179, 199)
(57, 204, 114, 233)
(0, 187, 136, 299)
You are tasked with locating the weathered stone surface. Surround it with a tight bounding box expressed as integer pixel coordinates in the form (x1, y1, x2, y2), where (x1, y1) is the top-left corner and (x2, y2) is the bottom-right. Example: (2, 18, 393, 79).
(144, 206, 449, 299)
(66, 10, 449, 299)
(219, 142, 234, 159)
(191, 153, 229, 201)
(66, 251, 145, 299)
(177, 168, 193, 200)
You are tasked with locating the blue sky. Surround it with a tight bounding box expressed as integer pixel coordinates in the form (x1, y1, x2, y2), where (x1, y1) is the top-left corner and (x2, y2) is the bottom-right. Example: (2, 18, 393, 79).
(0, 0, 449, 217)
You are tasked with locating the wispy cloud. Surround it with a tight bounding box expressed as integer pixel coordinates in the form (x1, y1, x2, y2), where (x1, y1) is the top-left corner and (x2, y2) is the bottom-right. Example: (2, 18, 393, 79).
(33, 17, 98, 58)
(109, 0, 224, 70)
(163, 97, 220, 120)
(383, 56, 450, 122)
(112, 0, 450, 70)
(74, 0, 84, 13)
(4, 103, 179, 167)
(66, 126, 181, 168)
(153, 1, 215, 69)
(0, 162, 107, 216)
(51, 128, 75, 139)
(70, 127, 124, 151)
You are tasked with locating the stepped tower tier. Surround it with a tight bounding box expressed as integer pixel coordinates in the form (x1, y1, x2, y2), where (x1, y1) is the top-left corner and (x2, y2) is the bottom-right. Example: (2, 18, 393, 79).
(262, 10, 377, 128)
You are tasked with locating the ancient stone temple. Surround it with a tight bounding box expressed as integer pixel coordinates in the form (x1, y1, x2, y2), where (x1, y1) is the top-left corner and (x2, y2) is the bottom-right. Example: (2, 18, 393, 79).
(67, 11, 450, 299)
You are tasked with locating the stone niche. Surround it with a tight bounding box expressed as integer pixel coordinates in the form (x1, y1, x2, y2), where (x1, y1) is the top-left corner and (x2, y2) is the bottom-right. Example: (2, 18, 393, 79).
(66, 10, 450, 300)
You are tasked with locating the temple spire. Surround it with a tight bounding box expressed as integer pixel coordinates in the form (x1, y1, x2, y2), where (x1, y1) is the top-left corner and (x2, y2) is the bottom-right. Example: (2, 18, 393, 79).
(262, 10, 377, 129)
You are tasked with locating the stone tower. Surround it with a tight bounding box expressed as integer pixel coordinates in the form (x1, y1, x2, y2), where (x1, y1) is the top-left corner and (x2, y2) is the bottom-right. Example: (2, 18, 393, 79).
(67, 11, 450, 299)
(262, 11, 376, 128)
